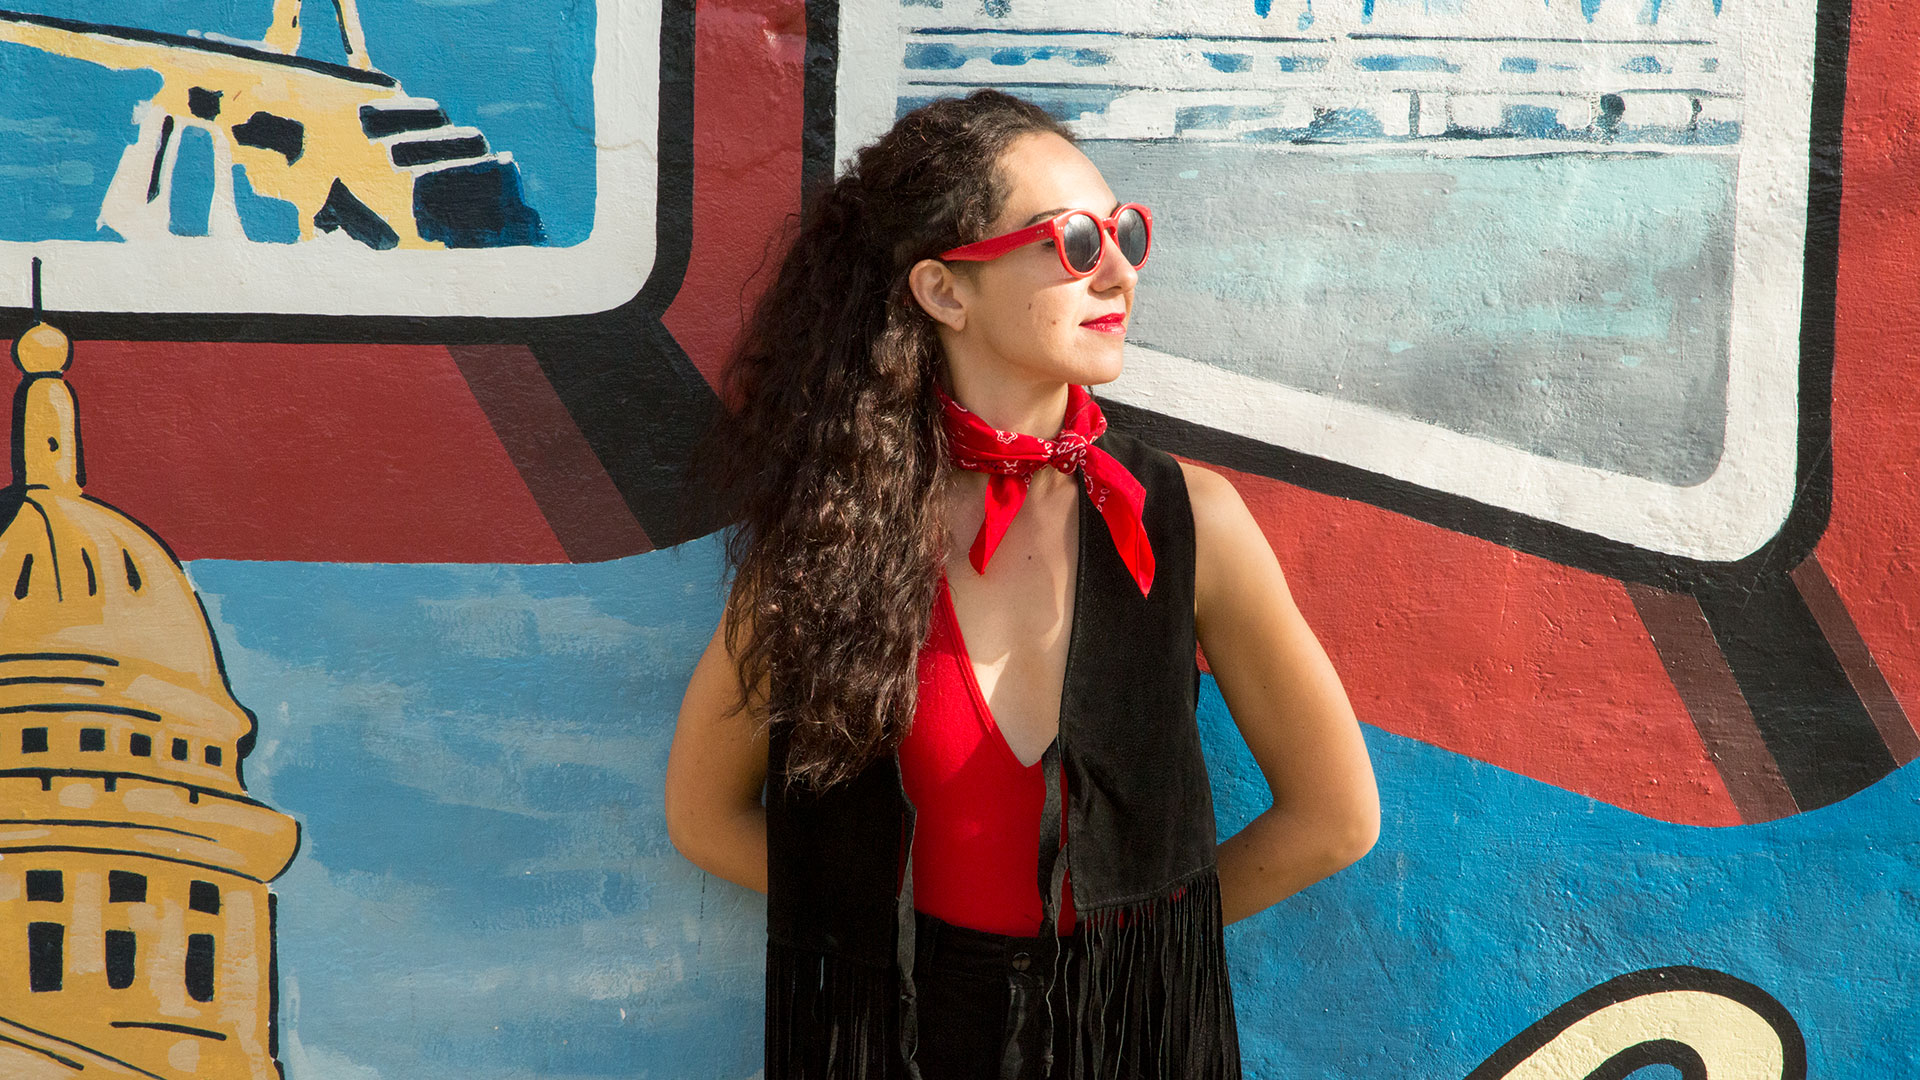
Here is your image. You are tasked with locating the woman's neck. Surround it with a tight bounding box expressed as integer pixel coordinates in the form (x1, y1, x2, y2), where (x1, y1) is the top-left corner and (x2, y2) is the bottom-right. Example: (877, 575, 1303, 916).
(944, 373, 1072, 440)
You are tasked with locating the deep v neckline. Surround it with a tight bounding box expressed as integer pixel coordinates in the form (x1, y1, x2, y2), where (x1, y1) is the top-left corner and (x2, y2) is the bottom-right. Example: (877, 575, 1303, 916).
(939, 488, 1086, 770)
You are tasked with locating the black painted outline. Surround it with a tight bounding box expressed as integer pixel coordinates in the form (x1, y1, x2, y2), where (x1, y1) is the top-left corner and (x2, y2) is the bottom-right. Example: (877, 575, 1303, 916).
(0, 9, 396, 86)
(0, 767, 290, 811)
(0, 845, 272, 883)
(110, 1021, 228, 1041)
(1586, 1040, 1707, 1080)
(0, 1031, 84, 1072)
(0, 702, 161, 722)
(1462, 967, 1806, 1080)
(0, 818, 220, 842)
(803, 0, 841, 198)
(0, 1016, 169, 1080)
(267, 891, 284, 1078)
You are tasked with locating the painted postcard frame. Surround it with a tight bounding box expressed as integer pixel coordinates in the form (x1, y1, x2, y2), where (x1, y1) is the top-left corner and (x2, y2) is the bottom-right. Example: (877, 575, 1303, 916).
(0, 0, 660, 320)
(832, 0, 1842, 570)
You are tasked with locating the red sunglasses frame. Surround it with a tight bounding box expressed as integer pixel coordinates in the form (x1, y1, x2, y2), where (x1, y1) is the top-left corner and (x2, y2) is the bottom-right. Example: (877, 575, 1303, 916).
(938, 203, 1153, 278)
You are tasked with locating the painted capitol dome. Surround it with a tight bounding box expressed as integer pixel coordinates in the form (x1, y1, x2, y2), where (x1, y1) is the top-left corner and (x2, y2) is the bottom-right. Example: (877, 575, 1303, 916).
(0, 321, 297, 1079)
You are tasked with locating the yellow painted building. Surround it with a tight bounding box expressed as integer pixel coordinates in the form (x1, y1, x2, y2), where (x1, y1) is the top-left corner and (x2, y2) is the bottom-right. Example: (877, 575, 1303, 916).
(0, 322, 298, 1079)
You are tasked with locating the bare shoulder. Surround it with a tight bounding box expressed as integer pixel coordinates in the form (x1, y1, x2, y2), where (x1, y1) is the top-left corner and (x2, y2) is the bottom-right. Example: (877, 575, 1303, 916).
(1177, 460, 1265, 552)
(1178, 459, 1240, 513)
(1176, 459, 1288, 628)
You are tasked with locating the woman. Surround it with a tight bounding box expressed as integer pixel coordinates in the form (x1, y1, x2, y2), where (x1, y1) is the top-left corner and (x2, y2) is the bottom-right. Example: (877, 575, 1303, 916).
(665, 90, 1378, 1078)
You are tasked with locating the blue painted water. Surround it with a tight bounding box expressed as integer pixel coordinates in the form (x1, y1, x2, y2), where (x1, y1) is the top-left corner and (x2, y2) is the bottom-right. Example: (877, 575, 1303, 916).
(190, 539, 1920, 1077)
(0, 0, 594, 246)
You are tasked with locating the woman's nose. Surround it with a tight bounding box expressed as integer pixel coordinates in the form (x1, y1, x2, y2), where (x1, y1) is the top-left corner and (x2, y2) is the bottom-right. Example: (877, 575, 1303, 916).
(1091, 228, 1137, 291)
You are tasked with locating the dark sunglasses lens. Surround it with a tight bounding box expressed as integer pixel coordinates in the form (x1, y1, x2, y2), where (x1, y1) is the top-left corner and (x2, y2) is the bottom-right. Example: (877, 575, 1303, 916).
(1061, 213, 1103, 273)
(1116, 208, 1149, 267)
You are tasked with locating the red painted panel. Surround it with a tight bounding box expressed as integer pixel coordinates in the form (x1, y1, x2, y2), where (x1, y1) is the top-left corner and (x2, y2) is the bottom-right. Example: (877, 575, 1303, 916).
(1815, 0, 1920, 719)
(0, 341, 565, 564)
(1200, 462, 1743, 826)
(661, 0, 808, 388)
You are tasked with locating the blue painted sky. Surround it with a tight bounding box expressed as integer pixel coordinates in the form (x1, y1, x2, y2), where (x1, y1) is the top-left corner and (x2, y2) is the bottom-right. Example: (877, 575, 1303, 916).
(189, 537, 1920, 1078)
(0, 0, 595, 245)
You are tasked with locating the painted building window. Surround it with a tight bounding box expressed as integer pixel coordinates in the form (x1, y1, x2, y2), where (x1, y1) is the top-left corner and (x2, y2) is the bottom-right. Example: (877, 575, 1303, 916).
(108, 871, 147, 904)
(185, 934, 216, 1002)
(21, 727, 47, 753)
(189, 881, 221, 915)
(25, 870, 61, 902)
(105, 930, 136, 990)
(28, 922, 62, 992)
(79, 727, 105, 751)
(171, 738, 189, 761)
(205, 745, 223, 766)
(130, 733, 152, 757)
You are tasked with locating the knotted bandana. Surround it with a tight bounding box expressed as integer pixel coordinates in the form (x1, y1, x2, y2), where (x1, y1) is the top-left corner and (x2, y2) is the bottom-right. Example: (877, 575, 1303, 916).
(937, 383, 1155, 596)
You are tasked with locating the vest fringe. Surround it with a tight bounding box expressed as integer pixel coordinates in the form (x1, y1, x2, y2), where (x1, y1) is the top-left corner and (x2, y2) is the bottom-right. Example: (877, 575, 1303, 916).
(1060, 868, 1241, 1079)
(767, 938, 904, 1079)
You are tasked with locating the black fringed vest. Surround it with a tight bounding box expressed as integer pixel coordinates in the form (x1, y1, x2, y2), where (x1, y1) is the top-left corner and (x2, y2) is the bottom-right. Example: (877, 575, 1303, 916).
(765, 430, 1241, 1078)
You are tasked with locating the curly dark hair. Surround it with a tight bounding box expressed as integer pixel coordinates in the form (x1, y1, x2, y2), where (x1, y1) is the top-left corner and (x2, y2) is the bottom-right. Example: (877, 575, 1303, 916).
(713, 90, 1073, 792)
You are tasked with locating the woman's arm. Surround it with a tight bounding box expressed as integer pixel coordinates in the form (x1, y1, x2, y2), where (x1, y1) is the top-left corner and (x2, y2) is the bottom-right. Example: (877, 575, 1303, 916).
(664, 617, 771, 893)
(1183, 462, 1379, 924)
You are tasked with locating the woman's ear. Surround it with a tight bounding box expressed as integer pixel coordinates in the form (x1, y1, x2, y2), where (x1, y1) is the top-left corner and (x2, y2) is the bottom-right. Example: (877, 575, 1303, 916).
(908, 258, 968, 332)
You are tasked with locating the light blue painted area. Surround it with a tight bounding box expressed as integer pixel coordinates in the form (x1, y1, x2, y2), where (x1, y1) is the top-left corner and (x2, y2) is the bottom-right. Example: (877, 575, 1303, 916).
(899, 88, 1126, 124)
(1206, 52, 1253, 73)
(190, 544, 1920, 1077)
(1500, 56, 1540, 73)
(1083, 141, 1736, 485)
(905, 43, 969, 69)
(0, 0, 594, 246)
(1303, 107, 1384, 139)
(169, 125, 216, 236)
(233, 164, 302, 243)
(1198, 688, 1920, 1077)
(903, 42, 1112, 69)
(1502, 103, 1566, 138)
(1355, 54, 1459, 72)
(0, 54, 158, 242)
(196, 543, 761, 1080)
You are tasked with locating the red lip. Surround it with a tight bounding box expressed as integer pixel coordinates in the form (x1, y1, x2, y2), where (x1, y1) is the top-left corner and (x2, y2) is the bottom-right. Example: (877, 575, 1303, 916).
(1081, 313, 1127, 332)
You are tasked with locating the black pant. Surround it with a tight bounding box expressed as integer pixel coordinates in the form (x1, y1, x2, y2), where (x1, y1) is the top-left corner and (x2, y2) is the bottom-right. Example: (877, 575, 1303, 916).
(911, 912, 1079, 1080)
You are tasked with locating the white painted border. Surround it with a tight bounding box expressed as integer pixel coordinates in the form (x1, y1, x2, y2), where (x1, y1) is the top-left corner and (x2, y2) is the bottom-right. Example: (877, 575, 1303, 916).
(0, 0, 659, 318)
(834, 0, 1815, 563)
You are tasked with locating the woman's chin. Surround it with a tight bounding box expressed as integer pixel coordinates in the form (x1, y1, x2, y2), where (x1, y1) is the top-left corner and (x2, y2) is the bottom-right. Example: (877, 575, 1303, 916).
(1073, 346, 1128, 388)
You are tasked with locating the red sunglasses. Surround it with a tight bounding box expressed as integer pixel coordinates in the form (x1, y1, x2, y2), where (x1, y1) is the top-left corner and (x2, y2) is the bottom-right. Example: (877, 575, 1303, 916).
(939, 203, 1152, 278)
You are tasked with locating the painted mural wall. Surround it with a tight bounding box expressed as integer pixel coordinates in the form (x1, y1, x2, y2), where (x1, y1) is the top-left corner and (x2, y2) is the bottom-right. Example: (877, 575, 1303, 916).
(0, 0, 1917, 1072)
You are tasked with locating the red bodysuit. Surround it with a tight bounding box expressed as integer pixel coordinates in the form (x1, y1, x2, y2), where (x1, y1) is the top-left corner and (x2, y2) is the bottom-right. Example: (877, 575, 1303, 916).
(900, 576, 1077, 937)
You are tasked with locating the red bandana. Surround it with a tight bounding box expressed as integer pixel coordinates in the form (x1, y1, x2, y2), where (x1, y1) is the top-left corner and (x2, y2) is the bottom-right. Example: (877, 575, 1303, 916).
(937, 384, 1155, 596)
